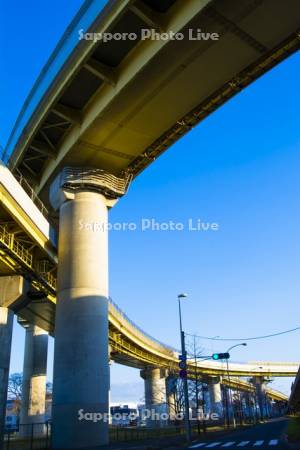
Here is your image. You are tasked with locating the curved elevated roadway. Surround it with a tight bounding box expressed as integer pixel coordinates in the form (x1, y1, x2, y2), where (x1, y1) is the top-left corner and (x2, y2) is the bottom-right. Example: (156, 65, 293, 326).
(0, 162, 296, 403)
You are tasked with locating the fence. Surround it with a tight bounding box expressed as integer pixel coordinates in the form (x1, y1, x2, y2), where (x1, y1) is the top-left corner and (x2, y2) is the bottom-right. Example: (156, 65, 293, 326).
(109, 423, 186, 442)
(2, 421, 211, 449)
(3, 422, 51, 450)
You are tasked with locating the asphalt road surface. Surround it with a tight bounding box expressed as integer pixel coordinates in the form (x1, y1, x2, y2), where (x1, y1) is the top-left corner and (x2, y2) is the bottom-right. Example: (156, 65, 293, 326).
(184, 418, 290, 449)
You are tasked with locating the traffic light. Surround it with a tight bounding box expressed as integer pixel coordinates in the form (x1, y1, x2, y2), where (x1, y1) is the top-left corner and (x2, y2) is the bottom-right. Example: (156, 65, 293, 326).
(178, 354, 187, 377)
(212, 352, 230, 360)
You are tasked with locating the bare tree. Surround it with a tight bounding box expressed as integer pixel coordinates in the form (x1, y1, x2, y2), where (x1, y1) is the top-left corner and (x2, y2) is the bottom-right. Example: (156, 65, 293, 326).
(186, 335, 206, 434)
(8, 373, 22, 401)
(7, 373, 23, 416)
(46, 382, 53, 397)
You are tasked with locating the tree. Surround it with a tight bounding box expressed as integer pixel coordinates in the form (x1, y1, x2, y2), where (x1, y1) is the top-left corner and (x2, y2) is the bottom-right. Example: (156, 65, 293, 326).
(7, 373, 22, 401)
(7, 373, 23, 416)
(46, 382, 53, 397)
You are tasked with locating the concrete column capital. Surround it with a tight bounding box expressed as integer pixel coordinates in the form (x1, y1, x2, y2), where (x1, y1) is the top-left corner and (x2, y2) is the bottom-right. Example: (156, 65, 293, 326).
(253, 376, 266, 384)
(140, 367, 167, 380)
(208, 376, 221, 385)
(0, 276, 28, 308)
(49, 167, 131, 210)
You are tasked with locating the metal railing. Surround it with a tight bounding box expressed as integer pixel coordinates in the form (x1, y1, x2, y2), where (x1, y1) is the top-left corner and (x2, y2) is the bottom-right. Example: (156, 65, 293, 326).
(109, 423, 187, 442)
(0, 225, 56, 292)
(14, 170, 49, 220)
(0, 224, 33, 268)
(0, 147, 50, 220)
(109, 297, 179, 354)
(3, 422, 51, 450)
(2, 422, 205, 449)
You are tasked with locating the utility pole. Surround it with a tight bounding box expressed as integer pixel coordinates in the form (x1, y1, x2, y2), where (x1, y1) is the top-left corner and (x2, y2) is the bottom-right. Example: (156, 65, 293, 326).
(181, 330, 191, 440)
(193, 335, 201, 435)
(177, 294, 191, 442)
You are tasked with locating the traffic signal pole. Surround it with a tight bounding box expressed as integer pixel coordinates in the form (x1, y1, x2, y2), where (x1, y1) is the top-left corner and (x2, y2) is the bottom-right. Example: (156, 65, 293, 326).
(181, 330, 192, 442)
(178, 296, 191, 442)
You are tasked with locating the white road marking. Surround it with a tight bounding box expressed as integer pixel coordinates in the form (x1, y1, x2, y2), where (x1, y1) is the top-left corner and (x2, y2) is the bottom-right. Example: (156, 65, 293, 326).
(189, 443, 206, 448)
(189, 438, 279, 449)
(206, 443, 222, 448)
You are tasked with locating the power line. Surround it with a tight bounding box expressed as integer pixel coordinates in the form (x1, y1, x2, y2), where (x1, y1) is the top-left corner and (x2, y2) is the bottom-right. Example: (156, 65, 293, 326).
(186, 326, 300, 341)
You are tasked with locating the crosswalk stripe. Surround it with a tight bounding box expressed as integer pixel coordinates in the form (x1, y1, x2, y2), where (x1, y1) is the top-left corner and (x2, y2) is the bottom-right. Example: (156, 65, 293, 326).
(189, 438, 278, 449)
(189, 444, 206, 449)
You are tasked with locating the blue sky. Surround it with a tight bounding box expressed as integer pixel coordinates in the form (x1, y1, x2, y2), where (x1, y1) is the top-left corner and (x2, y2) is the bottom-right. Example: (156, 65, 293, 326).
(1, 1, 300, 401)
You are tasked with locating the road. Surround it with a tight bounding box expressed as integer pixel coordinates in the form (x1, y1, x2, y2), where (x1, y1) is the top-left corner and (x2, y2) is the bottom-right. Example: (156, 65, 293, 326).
(184, 418, 289, 449)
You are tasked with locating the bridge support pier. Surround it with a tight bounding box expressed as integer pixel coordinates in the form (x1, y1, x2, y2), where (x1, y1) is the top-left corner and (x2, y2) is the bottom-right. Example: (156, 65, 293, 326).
(108, 346, 113, 425)
(140, 368, 168, 427)
(49, 168, 128, 450)
(19, 325, 48, 436)
(0, 307, 14, 447)
(166, 375, 177, 421)
(0, 276, 28, 448)
(208, 376, 223, 418)
(253, 376, 268, 420)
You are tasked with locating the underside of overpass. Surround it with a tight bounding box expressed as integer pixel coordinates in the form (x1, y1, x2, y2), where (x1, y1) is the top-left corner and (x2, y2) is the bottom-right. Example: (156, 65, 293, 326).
(4, 0, 300, 207)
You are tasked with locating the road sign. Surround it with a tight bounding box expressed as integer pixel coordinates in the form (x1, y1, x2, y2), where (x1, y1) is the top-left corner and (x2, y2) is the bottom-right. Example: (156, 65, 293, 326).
(179, 354, 186, 361)
(179, 361, 186, 369)
(179, 369, 187, 379)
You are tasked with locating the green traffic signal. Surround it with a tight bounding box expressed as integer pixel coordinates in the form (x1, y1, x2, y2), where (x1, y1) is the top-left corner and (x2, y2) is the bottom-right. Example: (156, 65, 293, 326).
(212, 352, 230, 360)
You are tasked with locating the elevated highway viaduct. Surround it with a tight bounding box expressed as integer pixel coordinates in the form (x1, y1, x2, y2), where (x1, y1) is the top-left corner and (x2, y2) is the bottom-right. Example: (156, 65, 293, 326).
(2, 0, 300, 447)
(0, 162, 296, 444)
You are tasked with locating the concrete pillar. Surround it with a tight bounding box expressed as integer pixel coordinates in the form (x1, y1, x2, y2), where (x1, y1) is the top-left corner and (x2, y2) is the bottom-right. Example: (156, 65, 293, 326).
(51, 190, 111, 448)
(108, 346, 113, 425)
(0, 276, 28, 449)
(0, 307, 14, 447)
(166, 375, 177, 421)
(253, 377, 267, 420)
(140, 368, 167, 427)
(208, 376, 223, 418)
(49, 168, 129, 449)
(245, 392, 255, 421)
(19, 325, 48, 436)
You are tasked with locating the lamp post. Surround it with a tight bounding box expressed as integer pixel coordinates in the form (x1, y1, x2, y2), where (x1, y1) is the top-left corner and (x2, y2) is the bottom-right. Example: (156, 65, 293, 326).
(177, 293, 191, 442)
(226, 343, 247, 428)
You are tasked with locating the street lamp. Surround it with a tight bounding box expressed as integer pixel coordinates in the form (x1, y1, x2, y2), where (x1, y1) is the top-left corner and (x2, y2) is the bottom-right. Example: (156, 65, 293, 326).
(177, 293, 191, 442)
(178, 293, 187, 335)
(226, 343, 247, 428)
